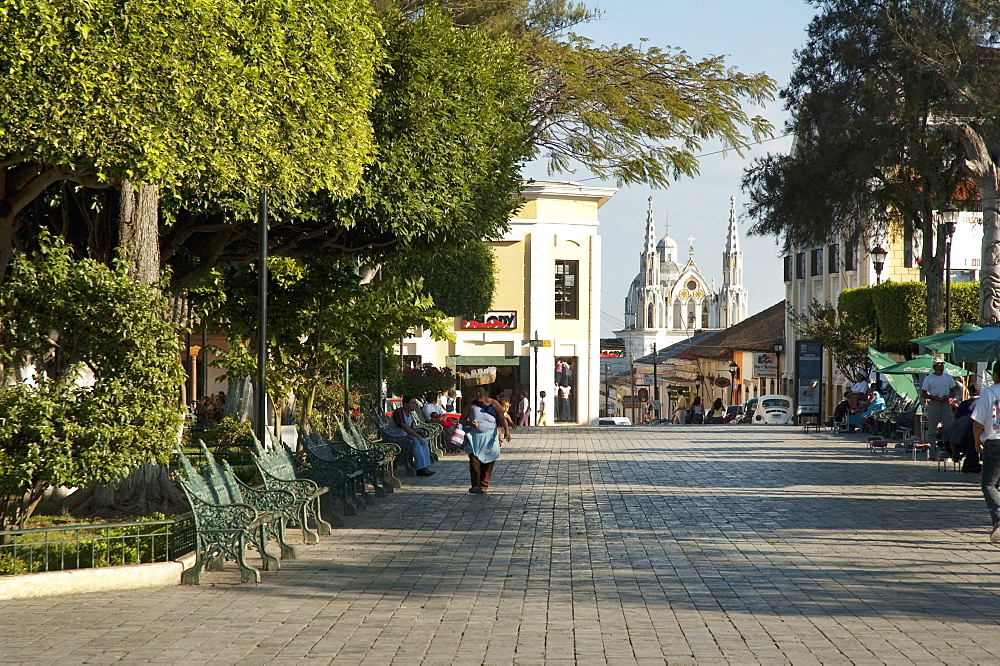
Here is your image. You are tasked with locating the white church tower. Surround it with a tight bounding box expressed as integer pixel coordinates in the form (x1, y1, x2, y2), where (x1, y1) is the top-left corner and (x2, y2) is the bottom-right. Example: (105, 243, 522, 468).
(616, 195, 750, 361)
(639, 197, 661, 329)
(718, 196, 748, 328)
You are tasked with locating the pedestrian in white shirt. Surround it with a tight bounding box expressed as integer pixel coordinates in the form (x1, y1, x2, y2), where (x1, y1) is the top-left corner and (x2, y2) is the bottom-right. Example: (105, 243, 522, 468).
(921, 360, 958, 436)
(972, 363, 1000, 541)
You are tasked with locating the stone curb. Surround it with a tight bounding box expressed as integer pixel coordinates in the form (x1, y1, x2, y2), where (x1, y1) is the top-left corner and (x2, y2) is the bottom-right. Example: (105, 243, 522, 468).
(0, 552, 197, 600)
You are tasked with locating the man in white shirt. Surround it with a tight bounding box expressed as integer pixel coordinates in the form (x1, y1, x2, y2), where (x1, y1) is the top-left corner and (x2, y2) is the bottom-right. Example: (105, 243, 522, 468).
(972, 363, 1000, 541)
(921, 360, 958, 436)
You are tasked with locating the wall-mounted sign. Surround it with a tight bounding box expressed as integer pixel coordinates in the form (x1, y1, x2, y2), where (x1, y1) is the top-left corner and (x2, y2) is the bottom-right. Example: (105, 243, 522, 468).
(601, 349, 626, 357)
(462, 311, 517, 330)
(753, 352, 777, 379)
(714, 377, 731, 388)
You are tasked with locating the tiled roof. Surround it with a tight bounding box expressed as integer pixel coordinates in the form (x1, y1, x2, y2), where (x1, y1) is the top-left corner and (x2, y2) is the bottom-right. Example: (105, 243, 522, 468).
(680, 301, 786, 359)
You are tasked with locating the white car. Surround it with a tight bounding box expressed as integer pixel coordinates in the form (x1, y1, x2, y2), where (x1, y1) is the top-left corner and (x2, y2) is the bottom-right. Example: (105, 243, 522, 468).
(598, 416, 632, 426)
(752, 395, 794, 425)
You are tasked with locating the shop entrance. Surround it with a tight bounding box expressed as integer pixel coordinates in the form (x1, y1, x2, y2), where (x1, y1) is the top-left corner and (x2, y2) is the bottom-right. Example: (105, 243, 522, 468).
(554, 356, 577, 423)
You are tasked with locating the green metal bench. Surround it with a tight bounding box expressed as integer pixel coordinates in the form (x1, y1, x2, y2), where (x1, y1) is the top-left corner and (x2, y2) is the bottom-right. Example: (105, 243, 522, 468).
(252, 434, 333, 543)
(332, 417, 399, 494)
(175, 444, 296, 584)
(411, 408, 445, 460)
(302, 431, 369, 516)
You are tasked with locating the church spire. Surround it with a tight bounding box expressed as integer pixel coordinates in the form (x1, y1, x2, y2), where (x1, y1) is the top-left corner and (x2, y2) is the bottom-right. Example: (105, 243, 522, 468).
(725, 195, 740, 255)
(643, 196, 656, 254)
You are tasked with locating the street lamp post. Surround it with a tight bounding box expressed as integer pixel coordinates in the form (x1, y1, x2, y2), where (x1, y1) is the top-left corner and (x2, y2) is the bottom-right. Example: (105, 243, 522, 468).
(773, 341, 784, 396)
(728, 360, 738, 407)
(871, 244, 887, 385)
(938, 202, 959, 331)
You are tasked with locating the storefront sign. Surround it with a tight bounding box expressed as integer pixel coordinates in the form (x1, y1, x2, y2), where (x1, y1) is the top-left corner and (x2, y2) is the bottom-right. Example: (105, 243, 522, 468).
(753, 352, 777, 379)
(462, 311, 517, 329)
(601, 349, 626, 357)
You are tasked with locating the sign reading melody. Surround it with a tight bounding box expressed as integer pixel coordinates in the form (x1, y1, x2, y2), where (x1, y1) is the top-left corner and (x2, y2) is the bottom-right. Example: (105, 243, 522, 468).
(461, 311, 517, 330)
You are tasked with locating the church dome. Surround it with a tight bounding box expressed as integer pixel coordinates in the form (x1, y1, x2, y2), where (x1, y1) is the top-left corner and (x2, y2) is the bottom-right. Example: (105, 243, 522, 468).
(657, 234, 679, 261)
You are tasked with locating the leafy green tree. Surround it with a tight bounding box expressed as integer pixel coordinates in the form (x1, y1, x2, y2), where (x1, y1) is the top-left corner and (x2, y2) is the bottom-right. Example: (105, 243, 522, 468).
(0, 0, 381, 283)
(396, 240, 497, 318)
(0, 234, 184, 530)
(381, 0, 776, 188)
(743, 0, 975, 335)
(885, 1, 1000, 324)
(163, 7, 531, 292)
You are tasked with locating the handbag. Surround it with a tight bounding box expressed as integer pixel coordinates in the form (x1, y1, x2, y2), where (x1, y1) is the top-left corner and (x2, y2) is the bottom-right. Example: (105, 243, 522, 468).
(450, 423, 466, 448)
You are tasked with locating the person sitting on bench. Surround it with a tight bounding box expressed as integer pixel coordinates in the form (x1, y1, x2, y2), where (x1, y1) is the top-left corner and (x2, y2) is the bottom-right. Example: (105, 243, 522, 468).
(847, 372, 870, 411)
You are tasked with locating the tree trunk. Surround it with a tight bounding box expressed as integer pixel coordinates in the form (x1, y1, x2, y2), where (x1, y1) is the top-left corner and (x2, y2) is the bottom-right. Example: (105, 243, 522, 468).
(920, 211, 946, 335)
(957, 123, 1000, 325)
(118, 181, 160, 286)
(61, 464, 188, 519)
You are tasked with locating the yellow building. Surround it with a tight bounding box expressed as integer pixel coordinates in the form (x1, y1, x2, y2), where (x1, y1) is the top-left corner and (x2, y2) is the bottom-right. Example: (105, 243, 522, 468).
(401, 180, 616, 424)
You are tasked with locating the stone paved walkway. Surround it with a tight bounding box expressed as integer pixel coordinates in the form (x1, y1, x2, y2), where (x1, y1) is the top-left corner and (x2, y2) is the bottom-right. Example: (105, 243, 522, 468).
(3, 425, 1000, 664)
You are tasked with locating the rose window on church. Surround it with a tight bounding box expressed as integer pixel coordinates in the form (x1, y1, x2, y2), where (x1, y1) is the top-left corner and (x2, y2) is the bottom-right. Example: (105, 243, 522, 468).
(686, 280, 697, 290)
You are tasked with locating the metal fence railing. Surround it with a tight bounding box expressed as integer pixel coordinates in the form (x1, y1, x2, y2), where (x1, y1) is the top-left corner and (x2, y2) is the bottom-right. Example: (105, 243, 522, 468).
(0, 513, 195, 576)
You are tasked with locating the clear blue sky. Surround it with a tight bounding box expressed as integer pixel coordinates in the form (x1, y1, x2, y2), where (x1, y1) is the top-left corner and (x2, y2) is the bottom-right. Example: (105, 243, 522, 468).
(520, 0, 819, 337)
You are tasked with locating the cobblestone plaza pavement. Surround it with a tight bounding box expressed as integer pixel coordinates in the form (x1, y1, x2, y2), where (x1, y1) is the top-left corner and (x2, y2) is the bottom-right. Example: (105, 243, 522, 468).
(3, 425, 1000, 664)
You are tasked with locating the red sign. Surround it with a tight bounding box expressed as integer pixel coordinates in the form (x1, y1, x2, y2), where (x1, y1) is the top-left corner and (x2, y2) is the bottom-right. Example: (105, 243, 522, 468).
(461, 311, 517, 330)
(601, 349, 625, 357)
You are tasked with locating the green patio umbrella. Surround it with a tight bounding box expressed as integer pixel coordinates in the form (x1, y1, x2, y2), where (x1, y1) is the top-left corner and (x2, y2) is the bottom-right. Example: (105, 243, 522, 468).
(879, 354, 970, 377)
(910, 323, 982, 354)
(866, 347, 918, 400)
(951, 322, 1000, 363)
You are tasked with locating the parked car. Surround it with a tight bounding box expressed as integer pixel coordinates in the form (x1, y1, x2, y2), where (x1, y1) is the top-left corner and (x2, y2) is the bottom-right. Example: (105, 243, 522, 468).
(599, 416, 632, 426)
(723, 405, 743, 423)
(741, 397, 759, 423)
(751, 395, 794, 425)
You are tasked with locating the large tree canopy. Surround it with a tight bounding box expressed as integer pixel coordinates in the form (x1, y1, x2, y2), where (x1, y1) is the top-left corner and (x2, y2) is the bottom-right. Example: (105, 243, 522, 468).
(159, 6, 531, 290)
(0, 0, 381, 279)
(383, 0, 777, 188)
(743, 0, 980, 334)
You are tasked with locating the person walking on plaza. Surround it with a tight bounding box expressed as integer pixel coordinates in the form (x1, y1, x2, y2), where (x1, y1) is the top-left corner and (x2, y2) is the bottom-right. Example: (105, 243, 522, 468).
(462, 386, 507, 494)
(517, 390, 531, 426)
(689, 396, 705, 424)
(972, 363, 1000, 540)
(921, 359, 958, 439)
(536, 390, 548, 426)
(673, 393, 689, 424)
(389, 395, 436, 476)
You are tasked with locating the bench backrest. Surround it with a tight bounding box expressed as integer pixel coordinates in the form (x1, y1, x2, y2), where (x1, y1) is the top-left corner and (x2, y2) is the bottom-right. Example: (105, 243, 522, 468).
(303, 430, 338, 463)
(252, 436, 300, 481)
(176, 443, 245, 506)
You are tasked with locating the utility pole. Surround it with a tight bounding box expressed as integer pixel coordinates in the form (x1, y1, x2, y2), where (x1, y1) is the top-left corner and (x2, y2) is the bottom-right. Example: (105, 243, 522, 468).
(652, 342, 659, 419)
(603, 362, 610, 417)
(630, 354, 637, 425)
(255, 188, 268, 445)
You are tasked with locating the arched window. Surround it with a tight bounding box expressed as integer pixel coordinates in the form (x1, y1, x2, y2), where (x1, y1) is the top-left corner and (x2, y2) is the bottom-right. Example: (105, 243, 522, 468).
(701, 300, 710, 328)
(647, 303, 654, 328)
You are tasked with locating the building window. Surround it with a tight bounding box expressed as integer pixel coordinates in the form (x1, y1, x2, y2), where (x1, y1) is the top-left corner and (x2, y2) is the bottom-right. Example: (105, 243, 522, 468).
(402, 355, 422, 370)
(828, 244, 840, 274)
(795, 253, 806, 279)
(845, 241, 857, 271)
(810, 248, 823, 276)
(555, 260, 579, 319)
(783, 256, 792, 282)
